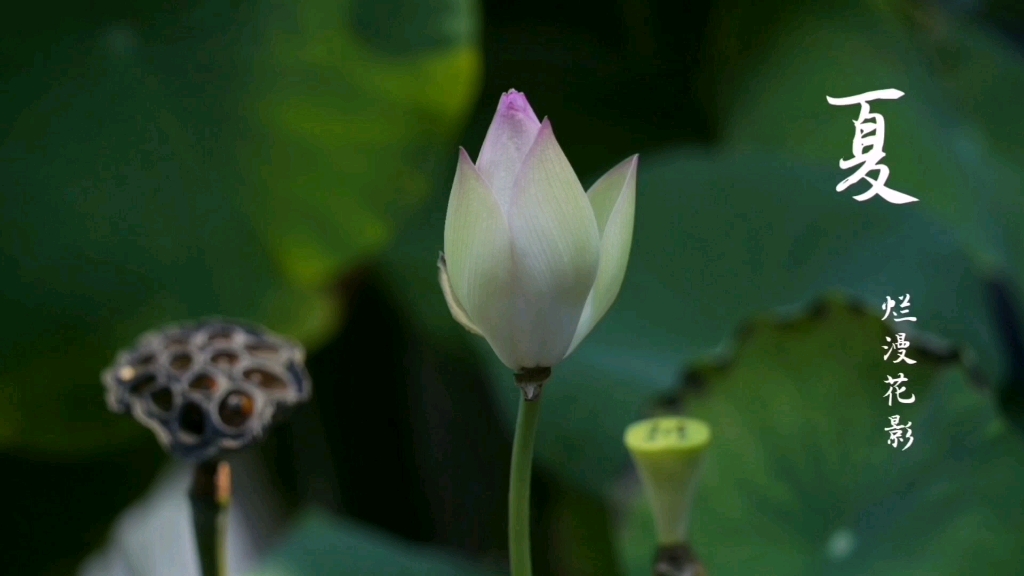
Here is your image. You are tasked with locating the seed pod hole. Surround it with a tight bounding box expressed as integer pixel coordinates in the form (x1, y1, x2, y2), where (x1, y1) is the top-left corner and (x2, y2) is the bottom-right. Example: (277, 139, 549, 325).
(189, 374, 218, 392)
(179, 402, 206, 436)
(206, 332, 234, 348)
(243, 368, 286, 390)
(150, 387, 174, 412)
(211, 351, 240, 368)
(129, 373, 158, 395)
(170, 353, 192, 372)
(219, 391, 254, 427)
(245, 344, 279, 359)
(136, 354, 156, 366)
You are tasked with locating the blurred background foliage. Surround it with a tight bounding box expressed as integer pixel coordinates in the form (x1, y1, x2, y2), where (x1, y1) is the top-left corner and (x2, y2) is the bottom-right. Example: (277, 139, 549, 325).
(620, 300, 1024, 575)
(2, 0, 1023, 574)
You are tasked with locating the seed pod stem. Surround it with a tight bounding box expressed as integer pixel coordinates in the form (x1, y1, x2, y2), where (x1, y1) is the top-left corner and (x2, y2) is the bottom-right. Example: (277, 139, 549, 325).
(189, 459, 231, 576)
(652, 543, 707, 576)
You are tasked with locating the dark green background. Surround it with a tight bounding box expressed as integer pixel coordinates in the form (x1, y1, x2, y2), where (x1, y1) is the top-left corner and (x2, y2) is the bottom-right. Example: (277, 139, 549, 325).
(3, 0, 1023, 574)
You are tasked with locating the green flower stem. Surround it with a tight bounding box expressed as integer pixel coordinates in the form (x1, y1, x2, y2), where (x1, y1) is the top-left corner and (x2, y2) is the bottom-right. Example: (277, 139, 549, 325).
(509, 391, 543, 576)
(653, 543, 707, 576)
(189, 459, 231, 576)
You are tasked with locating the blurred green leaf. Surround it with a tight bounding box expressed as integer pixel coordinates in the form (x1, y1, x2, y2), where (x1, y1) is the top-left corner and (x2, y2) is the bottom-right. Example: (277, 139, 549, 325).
(0, 0, 480, 455)
(916, 12, 1024, 164)
(902, 9, 1024, 316)
(251, 508, 503, 576)
(240, 0, 482, 288)
(617, 300, 1024, 575)
(381, 148, 1001, 496)
(544, 482, 623, 576)
(707, 0, 1019, 277)
(0, 34, 333, 452)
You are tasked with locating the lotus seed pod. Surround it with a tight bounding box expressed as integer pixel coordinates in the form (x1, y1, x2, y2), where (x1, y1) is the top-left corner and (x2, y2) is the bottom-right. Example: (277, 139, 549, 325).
(102, 320, 312, 461)
(624, 416, 711, 546)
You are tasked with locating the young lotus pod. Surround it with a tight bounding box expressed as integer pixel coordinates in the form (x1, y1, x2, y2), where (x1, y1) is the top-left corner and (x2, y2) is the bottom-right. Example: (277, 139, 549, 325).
(624, 416, 711, 576)
(102, 320, 312, 461)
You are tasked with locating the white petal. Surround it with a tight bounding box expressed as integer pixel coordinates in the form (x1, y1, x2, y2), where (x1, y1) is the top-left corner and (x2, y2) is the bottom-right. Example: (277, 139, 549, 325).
(443, 148, 519, 369)
(437, 253, 483, 336)
(565, 155, 638, 357)
(507, 119, 600, 368)
(475, 90, 542, 215)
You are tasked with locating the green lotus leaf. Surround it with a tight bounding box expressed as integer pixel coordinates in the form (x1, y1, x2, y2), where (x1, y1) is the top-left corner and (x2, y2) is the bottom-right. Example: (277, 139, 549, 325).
(252, 508, 502, 576)
(0, 0, 481, 454)
(617, 300, 1023, 575)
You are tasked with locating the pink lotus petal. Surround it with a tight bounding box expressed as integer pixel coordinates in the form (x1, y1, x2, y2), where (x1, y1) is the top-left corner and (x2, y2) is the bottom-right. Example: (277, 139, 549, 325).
(475, 90, 542, 217)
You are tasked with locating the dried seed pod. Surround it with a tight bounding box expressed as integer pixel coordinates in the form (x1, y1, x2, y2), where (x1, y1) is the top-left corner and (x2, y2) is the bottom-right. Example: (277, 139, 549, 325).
(102, 320, 312, 460)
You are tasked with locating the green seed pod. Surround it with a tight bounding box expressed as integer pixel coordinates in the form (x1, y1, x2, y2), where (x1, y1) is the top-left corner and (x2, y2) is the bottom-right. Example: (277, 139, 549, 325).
(624, 416, 711, 546)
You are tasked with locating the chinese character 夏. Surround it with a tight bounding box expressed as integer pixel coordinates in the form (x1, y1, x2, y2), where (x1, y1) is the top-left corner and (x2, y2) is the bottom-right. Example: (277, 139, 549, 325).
(827, 89, 919, 204)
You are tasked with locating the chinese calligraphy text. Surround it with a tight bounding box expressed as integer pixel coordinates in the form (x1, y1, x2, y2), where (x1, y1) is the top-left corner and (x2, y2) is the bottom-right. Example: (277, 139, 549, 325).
(827, 89, 919, 205)
(881, 293, 917, 450)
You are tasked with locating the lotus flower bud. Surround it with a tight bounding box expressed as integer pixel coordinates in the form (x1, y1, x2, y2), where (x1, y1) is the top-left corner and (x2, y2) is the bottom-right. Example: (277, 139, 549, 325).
(439, 89, 637, 371)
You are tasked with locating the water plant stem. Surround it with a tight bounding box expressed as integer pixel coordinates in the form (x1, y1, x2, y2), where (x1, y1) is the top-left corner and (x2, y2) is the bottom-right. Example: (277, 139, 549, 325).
(190, 459, 231, 576)
(509, 390, 543, 576)
(653, 543, 707, 576)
